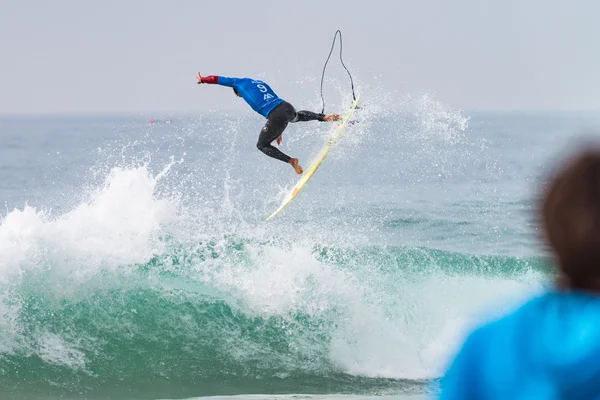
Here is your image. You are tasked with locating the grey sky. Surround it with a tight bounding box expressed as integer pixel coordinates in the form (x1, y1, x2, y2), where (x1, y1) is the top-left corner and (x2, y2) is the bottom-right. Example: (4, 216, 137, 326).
(1, 0, 599, 115)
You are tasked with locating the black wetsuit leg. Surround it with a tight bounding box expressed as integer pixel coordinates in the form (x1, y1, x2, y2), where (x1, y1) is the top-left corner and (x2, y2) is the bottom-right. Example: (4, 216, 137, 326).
(257, 102, 327, 163)
(257, 101, 297, 163)
(293, 110, 326, 122)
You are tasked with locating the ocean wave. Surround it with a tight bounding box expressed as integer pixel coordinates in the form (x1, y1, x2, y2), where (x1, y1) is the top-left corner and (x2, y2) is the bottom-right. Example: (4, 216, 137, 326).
(0, 165, 548, 399)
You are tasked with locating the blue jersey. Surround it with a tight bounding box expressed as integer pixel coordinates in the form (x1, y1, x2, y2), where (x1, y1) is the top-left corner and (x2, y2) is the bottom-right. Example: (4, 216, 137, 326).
(440, 292, 600, 400)
(205, 76, 284, 118)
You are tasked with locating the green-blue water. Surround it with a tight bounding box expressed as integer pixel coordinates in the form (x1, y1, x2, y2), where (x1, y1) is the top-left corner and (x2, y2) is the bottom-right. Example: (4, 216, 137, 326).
(1, 98, 600, 399)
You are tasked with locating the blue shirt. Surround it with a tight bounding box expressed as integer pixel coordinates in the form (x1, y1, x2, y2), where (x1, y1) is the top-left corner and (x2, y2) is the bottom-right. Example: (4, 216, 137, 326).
(212, 76, 284, 118)
(440, 292, 600, 400)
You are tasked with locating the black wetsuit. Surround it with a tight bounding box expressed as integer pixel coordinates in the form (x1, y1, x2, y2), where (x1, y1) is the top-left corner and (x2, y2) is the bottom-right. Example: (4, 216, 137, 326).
(257, 101, 327, 163)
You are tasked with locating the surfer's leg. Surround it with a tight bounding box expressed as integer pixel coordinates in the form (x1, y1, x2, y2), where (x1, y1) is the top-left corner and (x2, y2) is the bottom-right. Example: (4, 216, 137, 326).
(257, 117, 291, 163)
(293, 110, 326, 122)
(256, 102, 303, 174)
(293, 110, 340, 122)
(257, 102, 303, 173)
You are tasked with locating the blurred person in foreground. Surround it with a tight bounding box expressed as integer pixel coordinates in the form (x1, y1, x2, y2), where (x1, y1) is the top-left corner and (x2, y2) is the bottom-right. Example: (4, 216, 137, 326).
(439, 145, 600, 399)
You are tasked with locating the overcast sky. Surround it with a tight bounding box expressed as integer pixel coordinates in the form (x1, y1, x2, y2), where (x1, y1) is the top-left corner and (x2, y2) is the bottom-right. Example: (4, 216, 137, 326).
(1, 0, 599, 115)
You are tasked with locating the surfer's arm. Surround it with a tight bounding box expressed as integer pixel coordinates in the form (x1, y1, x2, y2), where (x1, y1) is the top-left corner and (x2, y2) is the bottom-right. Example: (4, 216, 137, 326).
(199, 75, 219, 84)
(210, 76, 240, 87)
(197, 73, 240, 87)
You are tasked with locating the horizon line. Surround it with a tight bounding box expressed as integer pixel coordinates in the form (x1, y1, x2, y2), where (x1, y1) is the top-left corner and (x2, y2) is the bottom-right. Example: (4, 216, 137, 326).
(3, 108, 600, 119)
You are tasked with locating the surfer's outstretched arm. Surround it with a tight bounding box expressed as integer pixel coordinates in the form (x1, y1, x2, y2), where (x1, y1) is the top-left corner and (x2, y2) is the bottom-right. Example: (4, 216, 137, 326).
(293, 111, 340, 123)
(196, 73, 240, 87)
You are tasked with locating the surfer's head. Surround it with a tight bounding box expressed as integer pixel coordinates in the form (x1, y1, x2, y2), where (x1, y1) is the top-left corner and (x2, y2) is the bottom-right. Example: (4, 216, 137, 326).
(233, 88, 241, 97)
(541, 145, 600, 291)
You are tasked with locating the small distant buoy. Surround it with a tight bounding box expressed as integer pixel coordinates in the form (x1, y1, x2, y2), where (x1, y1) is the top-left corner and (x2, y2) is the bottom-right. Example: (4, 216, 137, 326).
(148, 119, 173, 125)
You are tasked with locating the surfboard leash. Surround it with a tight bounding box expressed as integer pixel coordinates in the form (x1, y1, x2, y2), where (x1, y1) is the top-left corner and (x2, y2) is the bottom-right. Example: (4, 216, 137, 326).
(319, 30, 357, 114)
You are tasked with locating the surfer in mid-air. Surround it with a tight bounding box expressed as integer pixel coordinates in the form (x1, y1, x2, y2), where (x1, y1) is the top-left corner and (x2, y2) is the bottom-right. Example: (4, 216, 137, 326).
(196, 73, 340, 175)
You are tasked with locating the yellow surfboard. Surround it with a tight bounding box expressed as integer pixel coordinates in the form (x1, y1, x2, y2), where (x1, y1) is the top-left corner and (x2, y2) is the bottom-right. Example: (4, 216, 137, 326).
(267, 96, 361, 220)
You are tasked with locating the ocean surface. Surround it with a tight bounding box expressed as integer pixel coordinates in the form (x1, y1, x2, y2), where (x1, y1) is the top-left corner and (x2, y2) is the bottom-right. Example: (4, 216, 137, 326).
(2, 95, 600, 400)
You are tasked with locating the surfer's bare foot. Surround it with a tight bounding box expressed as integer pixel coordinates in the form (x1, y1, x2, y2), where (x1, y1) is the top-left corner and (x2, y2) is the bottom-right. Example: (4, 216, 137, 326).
(324, 114, 340, 122)
(289, 158, 303, 174)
